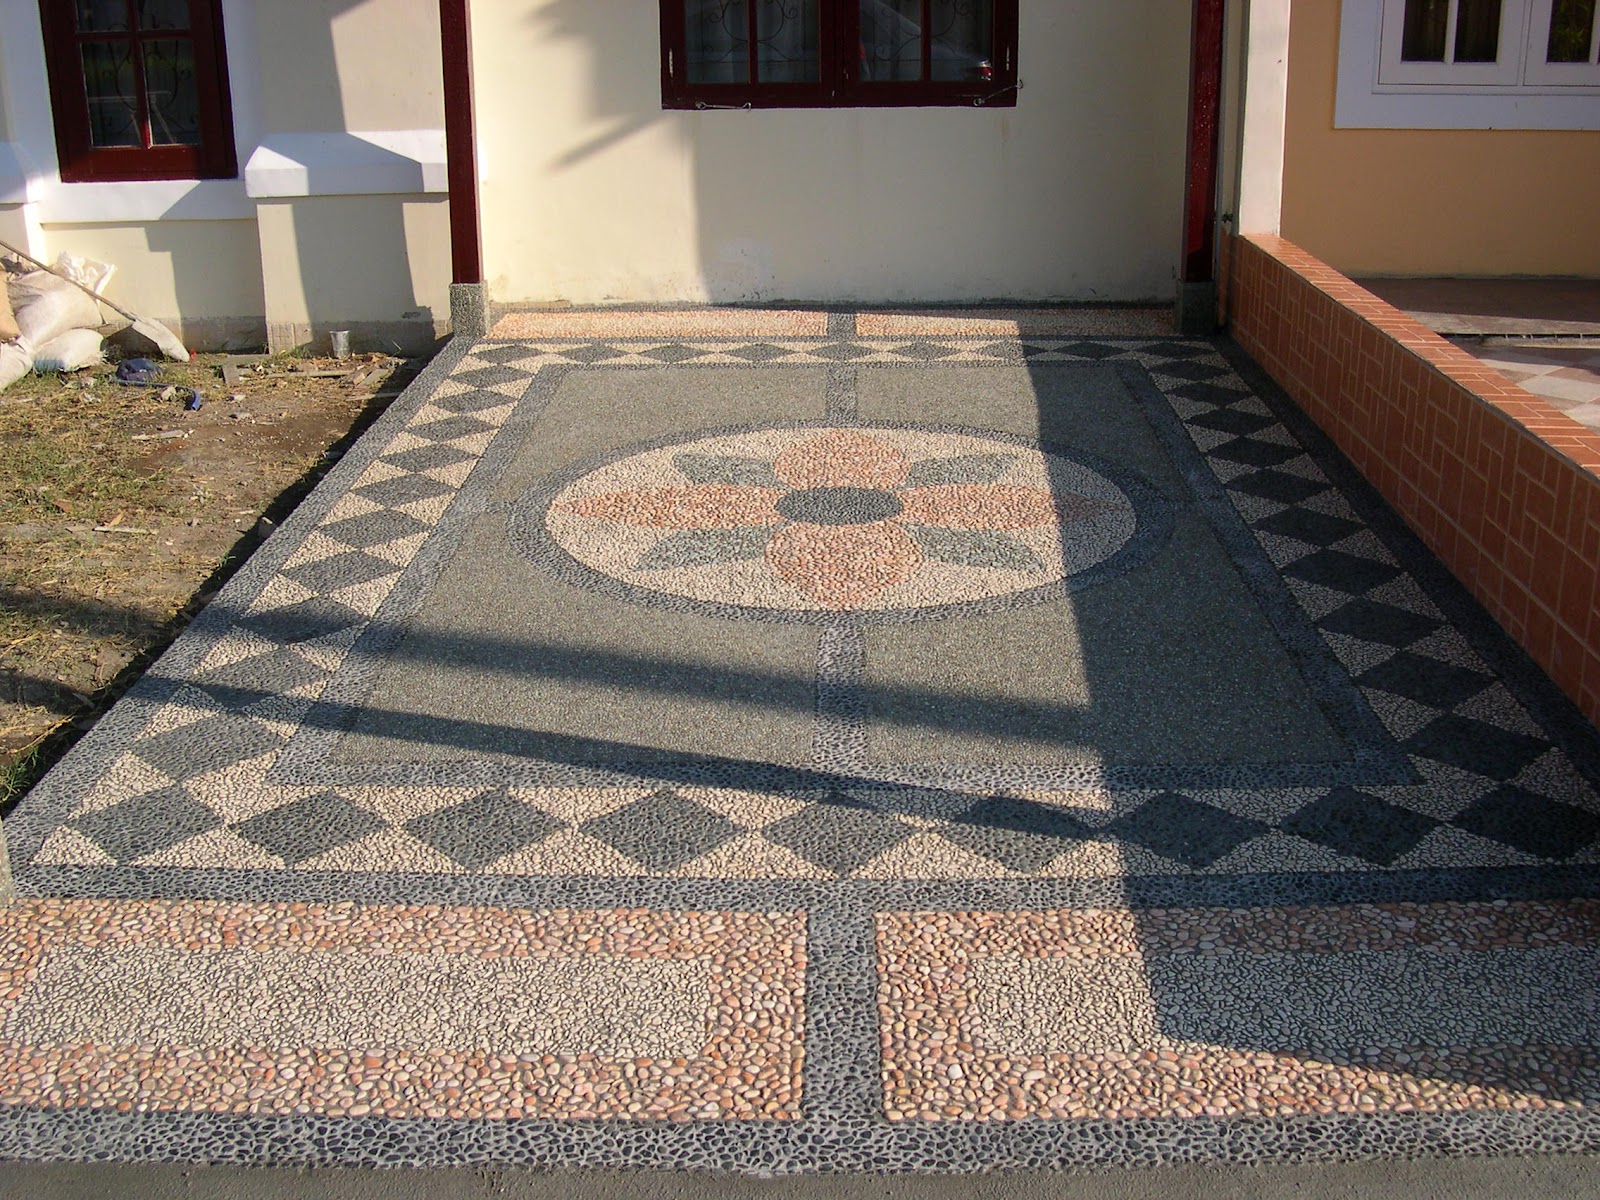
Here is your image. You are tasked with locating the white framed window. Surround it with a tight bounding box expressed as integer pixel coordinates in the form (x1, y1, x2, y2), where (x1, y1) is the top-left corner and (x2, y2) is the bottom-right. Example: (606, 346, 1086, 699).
(1337, 0, 1600, 128)
(1523, 0, 1600, 84)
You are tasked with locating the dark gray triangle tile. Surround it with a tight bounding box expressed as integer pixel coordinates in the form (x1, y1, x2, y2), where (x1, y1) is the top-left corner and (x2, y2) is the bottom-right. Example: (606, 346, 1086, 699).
(806, 342, 874, 361)
(380, 444, 476, 474)
(555, 344, 628, 364)
(1139, 341, 1213, 359)
(1058, 341, 1124, 360)
(464, 344, 540, 366)
(239, 597, 365, 646)
(320, 509, 430, 550)
(1148, 359, 1228, 381)
(410, 414, 497, 444)
(1209, 436, 1305, 469)
(450, 364, 532, 391)
(433, 388, 518, 415)
(1173, 380, 1252, 406)
(579, 789, 740, 871)
(232, 791, 387, 865)
(1453, 785, 1600, 860)
(1357, 651, 1495, 709)
(71, 786, 222, 864)
(723, 343, 793, 362)
(639, 344, 705, 364)
(1405, 715, 1550, 781)
(1186, 408, 1276, 437)
(937, 795, 1095, 873)
(1111, 793, 1269, 869)
(1317, 599, 1443, 649)
(1282, 549, 1403, 596)
(1226, 468, 1331, 506)
(132, 714, 284, 780)
(195, 647, 327, 703)
(762, 794, 914, 876)
(281, 550, 400, 595)
(405, 788, 562, 871)
(887, 341, 962, 361)
(1279, 787, 1440, 866)
(1254, 507, 1365, 548)
(353, 474, 455, 509)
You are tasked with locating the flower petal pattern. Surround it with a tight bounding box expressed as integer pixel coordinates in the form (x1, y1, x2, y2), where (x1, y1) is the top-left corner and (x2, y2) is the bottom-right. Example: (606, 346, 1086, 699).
(774, 431, 910, 490)
(559, 485, 783, 529)
(766, 521, 922, 609)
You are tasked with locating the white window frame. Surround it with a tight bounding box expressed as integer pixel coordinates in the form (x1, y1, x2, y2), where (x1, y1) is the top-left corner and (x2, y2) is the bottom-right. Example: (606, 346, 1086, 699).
(1337, 0, 1600, 128)
(1523, 0, 1600, 84)
(1377, 0, 1528, 85)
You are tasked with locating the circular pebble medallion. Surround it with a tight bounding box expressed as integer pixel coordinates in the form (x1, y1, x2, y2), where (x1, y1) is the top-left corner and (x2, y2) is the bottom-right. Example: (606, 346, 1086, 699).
(516, 425, 1159, 621)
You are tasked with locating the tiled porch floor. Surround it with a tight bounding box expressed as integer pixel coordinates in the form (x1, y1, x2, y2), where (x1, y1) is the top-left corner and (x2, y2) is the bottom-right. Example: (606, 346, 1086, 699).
(1, 310, 1598, 1172)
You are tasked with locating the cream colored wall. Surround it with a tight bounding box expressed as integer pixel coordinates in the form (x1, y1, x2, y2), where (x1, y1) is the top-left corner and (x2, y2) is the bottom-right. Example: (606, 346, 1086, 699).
(39, 222, 265, 319)
(255, 195, 451, 348)
(1281, 1, 1600, 277)
(473, 1, 1191, 306)
(256, 0, 443, 132)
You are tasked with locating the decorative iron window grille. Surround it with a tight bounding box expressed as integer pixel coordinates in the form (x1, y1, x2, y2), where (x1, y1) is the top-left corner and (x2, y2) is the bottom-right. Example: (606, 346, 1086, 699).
(660, 0, 1021, 109)
(38, 0, 237, 183)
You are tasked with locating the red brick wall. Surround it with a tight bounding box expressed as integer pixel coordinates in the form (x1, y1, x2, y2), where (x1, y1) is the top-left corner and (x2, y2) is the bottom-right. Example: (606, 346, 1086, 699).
(1227, 233, 1600, 729)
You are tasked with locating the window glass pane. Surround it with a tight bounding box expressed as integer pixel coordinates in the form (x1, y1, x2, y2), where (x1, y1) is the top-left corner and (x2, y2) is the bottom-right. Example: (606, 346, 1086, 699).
(1401, 0, 1449, 60)
(1547, 0, 1597, 61)
(755, 0, 818, 83)
(80, 41, 140, 147)
(861, 0, 923, 81)
(144, 39, 200, 145)
(75, 1, 130, 32)
(1453, 0, 1503, 61)
(136, 0, 190, 31)
(929, 0, 993, 82)
(686, 0, 750, 84)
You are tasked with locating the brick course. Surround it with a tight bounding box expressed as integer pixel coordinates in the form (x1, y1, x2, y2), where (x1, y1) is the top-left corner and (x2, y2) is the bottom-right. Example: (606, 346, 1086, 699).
(1227, 233, 1600, 728)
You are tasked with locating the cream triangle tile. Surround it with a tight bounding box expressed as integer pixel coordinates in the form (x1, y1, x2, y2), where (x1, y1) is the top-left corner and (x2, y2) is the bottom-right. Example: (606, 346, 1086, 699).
(680, 788, 809, 829)
(354, 458, 408, 485)
(1322, 631, 1399, 675)
(667, 831, 829, 880)
(247, 574, 316, 614)
(1405, 626, 1485, 670)
(853, 832, 1012, 880)
(243, 695, 311, 737)
(327, 573, 399, 617)
(1392, 825, 1542, 870)
(380, 429, 429, 456)
(295, 623, 363, 670)
(486, 827, 642, 877)
(185, 756, 295, 825)
(322, 492, 385, 524)
(281, 531, 350, 571)
(394, 493, 453, 525)
(350, 786, 482, 826)
(1366, 690, 1447, 741)
(69, 754, 174, 817)
(1283, 577, 1353, 620)
(142, 687, 229, 737)
(430, 376, 477, 400)
(513, 787, 651, 825)
(1037, 839, 1139, 878)
(409, 403, 452, 426)
(1364, 576, 1441, 617)
(423, 460, 476, 488)
(296, 826, 464, 874)
(195, 629, 282, 674)
(1513, 752, 1600, 805)
(137, 826, 284, 869)
(448, 431, 497, 457)
(486, 379, 529, 399)
(33, 825, 116, 866)
(1455, 683, 1543, 735)
(365, 531, 429, 567)
(1255, 530, 1318, 567)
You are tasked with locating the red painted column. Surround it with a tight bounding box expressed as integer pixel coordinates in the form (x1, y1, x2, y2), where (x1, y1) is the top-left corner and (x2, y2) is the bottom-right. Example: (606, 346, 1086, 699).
(1182, 0, 1226, 285)
(440, 0, 483, 287)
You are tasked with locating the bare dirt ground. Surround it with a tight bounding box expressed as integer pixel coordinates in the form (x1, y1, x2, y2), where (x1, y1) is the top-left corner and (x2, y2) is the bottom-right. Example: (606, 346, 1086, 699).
(0, 346, 435, 810)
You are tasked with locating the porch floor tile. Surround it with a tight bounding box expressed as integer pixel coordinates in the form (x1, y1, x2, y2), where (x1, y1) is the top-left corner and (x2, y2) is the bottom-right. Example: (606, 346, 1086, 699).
(3, 311, 1598, 1172)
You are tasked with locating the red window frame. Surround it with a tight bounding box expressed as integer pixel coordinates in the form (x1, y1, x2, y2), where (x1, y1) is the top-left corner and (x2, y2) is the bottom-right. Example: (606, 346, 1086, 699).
(660, 0, 1020, 109)
(38, 0, 237, 183)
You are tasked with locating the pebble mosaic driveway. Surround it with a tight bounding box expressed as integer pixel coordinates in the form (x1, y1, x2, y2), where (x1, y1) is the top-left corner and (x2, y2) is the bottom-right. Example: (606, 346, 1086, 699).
(2, 309, 1599, 1172)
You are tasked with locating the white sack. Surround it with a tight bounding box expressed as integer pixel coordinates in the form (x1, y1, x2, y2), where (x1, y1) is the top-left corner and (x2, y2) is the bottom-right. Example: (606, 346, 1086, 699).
(0, 341, 31, 390)
(32, 328, 105, 372)
(8, 271, 104, 348)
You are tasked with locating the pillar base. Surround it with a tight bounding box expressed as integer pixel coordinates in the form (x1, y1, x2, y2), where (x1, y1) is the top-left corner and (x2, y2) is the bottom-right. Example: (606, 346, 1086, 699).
(450, 282, 491, 339)
(1176, 280, 1220, 336)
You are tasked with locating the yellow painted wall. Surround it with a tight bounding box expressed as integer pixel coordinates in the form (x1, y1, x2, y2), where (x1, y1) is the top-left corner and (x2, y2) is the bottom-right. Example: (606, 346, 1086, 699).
(473, 1, 1191, 306)
(1281, 1, 1600, 277)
